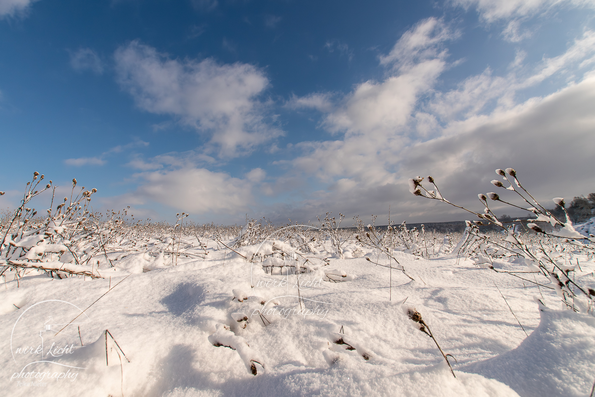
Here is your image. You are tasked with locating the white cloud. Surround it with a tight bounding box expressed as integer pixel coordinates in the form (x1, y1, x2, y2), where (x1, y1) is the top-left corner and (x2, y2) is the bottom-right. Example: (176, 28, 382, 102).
(324, 60, 446, 136)
(321, 18, 453, 137)
(379, 17, 456, 70)
(64, 157, 106, 166)
(398, 75, 595, 215)
(273, 17, 595, 224)
(270, 75, 595, 224)
(133, 167, 252, 215)
(246, 168, 266, 183)
(285, 93, 334, 112)
(69, 48, 104, 75)
(429, 68, 510, 122)
(0, 0, 39, 18)
(64, 140, 149, 167)
(521, 29, 595, 87)
(502, 19, 533, 42)
(425, 29, 595, 126)
(285, 18, 455, 188)
(450, 0, 595, 42)
(450, 0, 595, 23)
(114, 41, 282, 158)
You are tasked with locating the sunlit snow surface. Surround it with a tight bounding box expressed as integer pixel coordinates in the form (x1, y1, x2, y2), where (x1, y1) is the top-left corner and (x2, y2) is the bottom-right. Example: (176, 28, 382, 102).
(1, 226, 594, 396)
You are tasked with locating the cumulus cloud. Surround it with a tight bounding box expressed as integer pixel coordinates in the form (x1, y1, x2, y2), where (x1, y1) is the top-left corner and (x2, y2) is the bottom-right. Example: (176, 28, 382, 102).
(397, 75, 595, 216)
(131, 167, 252, 215)
(246, 168, 266, 183)
(69, 48, 104, 74)
(0, 0, 39, 18)
(114, 41, 282, 158)
(269, 76, 595, 224)
(274, 16, 595, 224)
(286, 18, 454, 185)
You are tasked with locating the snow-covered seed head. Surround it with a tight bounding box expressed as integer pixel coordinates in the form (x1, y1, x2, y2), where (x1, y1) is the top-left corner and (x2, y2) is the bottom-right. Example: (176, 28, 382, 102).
(528, 223, 543, 233)
(91, 188, 97, 193)
(407, 308, 423, 323)
(478, 193, 487, 202)
(487, 192, 499, 201)
(33, 171, 39, 177)
(496, 169, 506, 176)
(408, 178, 421, 193)
(427, 175, 434, 183)
(491, 179, 505, 188)
(553, 197, 565, 207)
(413, 188, 423, 196)
(505, 168, 516, 177)
(72, 178, 77, 186)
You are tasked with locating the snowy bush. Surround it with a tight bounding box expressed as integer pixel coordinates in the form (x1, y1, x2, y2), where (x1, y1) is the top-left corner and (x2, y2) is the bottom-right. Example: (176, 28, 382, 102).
(410, 168, 595, 313)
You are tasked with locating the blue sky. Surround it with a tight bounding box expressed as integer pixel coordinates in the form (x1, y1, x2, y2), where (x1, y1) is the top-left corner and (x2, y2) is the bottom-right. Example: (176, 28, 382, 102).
(1, 0, 595, 225)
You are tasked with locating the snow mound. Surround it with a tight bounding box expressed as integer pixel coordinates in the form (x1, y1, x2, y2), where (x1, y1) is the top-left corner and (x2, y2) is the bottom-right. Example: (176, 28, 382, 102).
(462, 307, 595, 397)
(575, 216, 595, 237)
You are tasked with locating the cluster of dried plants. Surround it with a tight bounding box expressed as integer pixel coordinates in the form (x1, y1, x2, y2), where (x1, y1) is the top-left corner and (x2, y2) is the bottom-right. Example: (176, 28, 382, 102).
(410, 168, 595, 313)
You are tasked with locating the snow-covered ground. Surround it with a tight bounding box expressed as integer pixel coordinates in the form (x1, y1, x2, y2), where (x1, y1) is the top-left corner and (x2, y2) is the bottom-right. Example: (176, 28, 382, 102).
(1, 221, 595, 397)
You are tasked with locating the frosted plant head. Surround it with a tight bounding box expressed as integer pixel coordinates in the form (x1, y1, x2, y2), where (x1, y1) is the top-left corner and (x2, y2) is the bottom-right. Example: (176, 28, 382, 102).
(552, 197, 565, 207)
(495, 169, 506, 176)
(487, 192, 499, 201)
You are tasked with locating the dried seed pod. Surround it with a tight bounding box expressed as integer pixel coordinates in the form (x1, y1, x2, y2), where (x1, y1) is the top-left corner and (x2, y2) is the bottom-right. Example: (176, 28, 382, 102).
(487, 192, 499, 200)
(407, 308, 423, 323)
(552, 197, 565, 207)
(478, 193, 487, 202)
(496, 169, 506, 176)
(505, 168, 516, 177)
(491, 180, 504, 188)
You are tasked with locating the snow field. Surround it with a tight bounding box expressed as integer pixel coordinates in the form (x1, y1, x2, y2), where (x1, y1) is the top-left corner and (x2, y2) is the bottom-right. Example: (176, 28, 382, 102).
(1, 223, 594, 396)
